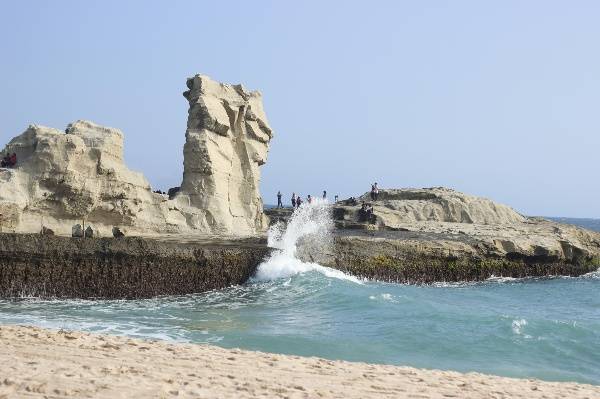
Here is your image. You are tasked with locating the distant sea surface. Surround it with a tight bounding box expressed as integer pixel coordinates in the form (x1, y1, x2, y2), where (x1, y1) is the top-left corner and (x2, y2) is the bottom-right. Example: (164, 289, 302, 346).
(546, 217, 600, 232)
(1, 213, 599, 385)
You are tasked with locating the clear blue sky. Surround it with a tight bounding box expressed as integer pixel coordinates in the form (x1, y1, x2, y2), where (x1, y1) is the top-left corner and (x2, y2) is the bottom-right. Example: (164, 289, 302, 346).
(1, 1, 598, 217)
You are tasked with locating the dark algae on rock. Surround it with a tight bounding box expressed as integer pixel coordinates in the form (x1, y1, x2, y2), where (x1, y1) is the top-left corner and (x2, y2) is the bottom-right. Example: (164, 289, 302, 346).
(299, 233, 600, 283)
(334, 252, 600, 284)
(0, 233, 270, 299)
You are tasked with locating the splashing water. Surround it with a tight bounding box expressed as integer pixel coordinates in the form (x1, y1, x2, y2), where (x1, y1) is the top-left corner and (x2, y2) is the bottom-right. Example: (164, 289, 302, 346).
(254, 199, 361, 283)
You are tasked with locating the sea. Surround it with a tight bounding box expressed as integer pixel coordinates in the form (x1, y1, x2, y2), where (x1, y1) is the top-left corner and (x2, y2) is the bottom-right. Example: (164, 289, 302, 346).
(1, 205, 599, 385)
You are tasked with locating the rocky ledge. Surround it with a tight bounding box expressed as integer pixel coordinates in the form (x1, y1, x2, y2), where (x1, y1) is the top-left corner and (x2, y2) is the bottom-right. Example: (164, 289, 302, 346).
(0, 233, 269, 298)
(295, 188, 600, 283)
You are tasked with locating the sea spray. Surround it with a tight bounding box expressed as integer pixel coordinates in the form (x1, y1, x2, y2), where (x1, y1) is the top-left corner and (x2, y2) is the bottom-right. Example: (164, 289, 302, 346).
(255, 199, 361, 283)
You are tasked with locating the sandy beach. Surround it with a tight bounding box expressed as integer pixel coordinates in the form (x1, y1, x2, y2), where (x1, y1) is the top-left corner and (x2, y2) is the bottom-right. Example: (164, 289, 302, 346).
(0, 325, 598, 399)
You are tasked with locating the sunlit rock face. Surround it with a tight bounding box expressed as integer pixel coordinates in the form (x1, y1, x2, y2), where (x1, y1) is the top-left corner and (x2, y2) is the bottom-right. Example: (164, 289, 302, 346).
(177, 74, 273, 235)
(332, 187, 600, 263)
(0, 75, 273, 237)
(0, 121, 172, 236)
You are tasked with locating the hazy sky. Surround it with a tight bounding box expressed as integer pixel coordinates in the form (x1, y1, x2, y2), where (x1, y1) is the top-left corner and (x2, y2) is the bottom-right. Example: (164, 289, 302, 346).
(1, 1, 598, 217)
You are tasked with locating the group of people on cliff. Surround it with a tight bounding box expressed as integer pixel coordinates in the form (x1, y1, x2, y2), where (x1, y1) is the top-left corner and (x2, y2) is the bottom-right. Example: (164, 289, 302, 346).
(276, 183, 379, 210)
(277, 190, 338, 209)
(1, 152, 17, 168)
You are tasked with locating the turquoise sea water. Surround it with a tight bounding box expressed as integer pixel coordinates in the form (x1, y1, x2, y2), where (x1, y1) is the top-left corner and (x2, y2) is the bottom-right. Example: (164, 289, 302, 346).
(0, 215, 599, 384)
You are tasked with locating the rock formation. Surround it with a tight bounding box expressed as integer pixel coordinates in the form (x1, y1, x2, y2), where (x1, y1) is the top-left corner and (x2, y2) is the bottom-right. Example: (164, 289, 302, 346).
(329, 187, 600, 269)
(0, 120, 173, 236)
(358, 187, 526, 225)
(175, 74, 273, 234)
(72, 224, 84, 238)
(0, 75, 273, 237)
(0, 233, 270, 298)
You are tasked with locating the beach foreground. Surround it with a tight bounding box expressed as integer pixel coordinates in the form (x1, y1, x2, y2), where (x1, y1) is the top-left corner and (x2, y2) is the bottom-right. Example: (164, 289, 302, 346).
(0, 325, 598, 399)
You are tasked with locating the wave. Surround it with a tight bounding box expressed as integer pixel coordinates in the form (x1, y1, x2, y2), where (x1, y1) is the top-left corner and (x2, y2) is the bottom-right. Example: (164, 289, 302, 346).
(581, 268, 600, 279)
(254, 199, 361, 284)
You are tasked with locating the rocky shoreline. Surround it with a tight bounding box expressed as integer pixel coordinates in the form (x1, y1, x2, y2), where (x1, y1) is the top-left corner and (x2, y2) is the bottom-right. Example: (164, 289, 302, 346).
(0, 233, 269, 298)
(0, 193, 598, 299)
(304, 231, 600, 283)
(2, 73, 598, 298)
(269, 192, 600, 284)
(1, 224, 598, 299)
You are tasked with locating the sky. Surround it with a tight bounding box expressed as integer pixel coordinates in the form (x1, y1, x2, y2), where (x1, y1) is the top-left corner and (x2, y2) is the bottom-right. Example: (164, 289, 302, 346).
(0, 1, 598, 217)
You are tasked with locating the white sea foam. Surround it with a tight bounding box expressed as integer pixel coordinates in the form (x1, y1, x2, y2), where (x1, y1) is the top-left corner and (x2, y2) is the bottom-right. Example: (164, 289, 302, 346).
(511, 319, 531, 338)
(582, 268, 600, 279)
(486, 275, 518, 283)
(254, 199, 361, 284)
(369, 293, 396, 302)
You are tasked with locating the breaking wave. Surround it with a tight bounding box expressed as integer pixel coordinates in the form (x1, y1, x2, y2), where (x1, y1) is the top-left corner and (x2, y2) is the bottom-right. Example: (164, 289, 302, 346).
(254, 199, 360, 284)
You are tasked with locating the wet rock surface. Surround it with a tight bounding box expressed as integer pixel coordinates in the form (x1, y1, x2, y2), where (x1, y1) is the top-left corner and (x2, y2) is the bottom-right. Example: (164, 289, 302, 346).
(295, 224, 600, 284)
(264, 207, 294, 226)
(0, 233, 270, 298)
(299, 230, 600, 283)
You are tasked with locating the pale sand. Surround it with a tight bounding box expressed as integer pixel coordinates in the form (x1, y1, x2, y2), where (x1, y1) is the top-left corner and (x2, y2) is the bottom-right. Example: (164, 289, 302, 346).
(1, 325, 598, 399)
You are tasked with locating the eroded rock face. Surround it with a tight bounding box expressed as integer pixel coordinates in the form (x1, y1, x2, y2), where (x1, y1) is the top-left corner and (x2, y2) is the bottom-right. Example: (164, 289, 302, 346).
(0, 121, 172, 236)
(359, 187, 525, 225)
(332, 188, 600, 263)
(0, 75, 273, 237)
(176, 74, 272, 235)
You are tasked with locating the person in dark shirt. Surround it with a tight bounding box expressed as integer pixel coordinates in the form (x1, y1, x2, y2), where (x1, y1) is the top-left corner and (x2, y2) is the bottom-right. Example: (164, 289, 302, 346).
(291, 193, 296, 208)
(277, 191, 283, 208)
(359, 202, 367, 222)
(366, 203, 373, 221)
(4, 153, 17, 167)
(0, 153, 9, 167)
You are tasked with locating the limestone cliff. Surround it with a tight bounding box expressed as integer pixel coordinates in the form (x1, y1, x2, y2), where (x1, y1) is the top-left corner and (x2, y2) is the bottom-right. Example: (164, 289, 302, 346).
(0, 75, 273, 237)
(0, 121, 173, 236)
(332, 188, 600, 265)
(358, 187, 525, 225)
(175, 74, 272, 235)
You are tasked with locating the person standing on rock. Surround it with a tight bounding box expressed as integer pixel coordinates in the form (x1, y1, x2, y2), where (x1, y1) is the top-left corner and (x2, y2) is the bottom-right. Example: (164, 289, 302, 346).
(371, 183, 379, 201)
(323, 190, 327, 200)
(307, 195, 312, 204)
(291, 193, 296, 208)
(277, 191, 283, 208)
(296, 195, 303, 208)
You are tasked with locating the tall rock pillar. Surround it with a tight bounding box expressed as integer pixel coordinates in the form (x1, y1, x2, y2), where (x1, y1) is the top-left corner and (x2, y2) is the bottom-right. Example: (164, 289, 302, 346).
(179, 75, 273, 235)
